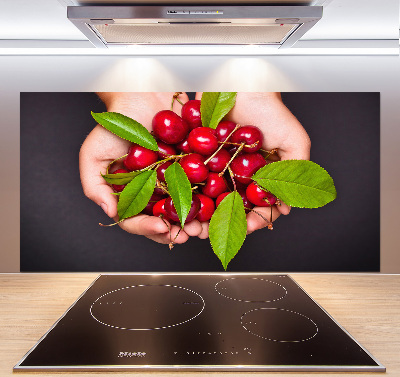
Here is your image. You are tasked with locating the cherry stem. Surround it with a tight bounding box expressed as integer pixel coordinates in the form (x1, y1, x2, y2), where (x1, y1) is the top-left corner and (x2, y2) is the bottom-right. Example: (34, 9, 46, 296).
(106, 153, 128, 174)
(228, 166, 237, 192)
(270, 205, 273, 229)
(105, 151, 189, 178)
(169, 227, 183, 249)
(174, 153, 183, 163)
(250, 209, 274, 230)
(264, 197, 272, 206)
(204, 124, 241, 165)
(160, 215, 171, 234)
(99, 218, 125, 227)
(156, 180, 169, 195)
(159, 216, 174, 250)
(219, 140, 259, 149)
(171, 92, 184, 110)
(262, 148, 278, 159)
(143, 154, 188, 172)
(174, 227, 182, 241)
(219, 143, 245, 177)
(175, 98, 184, 106)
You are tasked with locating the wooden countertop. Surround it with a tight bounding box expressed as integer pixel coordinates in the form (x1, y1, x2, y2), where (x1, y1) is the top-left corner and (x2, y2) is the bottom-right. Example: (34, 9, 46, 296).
(1, 273, 399, 376)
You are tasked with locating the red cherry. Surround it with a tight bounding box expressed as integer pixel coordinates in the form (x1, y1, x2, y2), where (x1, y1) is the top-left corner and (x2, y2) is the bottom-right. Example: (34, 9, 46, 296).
(154, 187, 167, 196)
(187, 127, 218, 156)
(152, 110, 189, 144)
(215, 121, 237, 144)
(179, 154, 209, 183)
(111, 168, 129, 192)
(206, 148, 231, 173)
(231, 125, 263, 152)
(216, 189, 253, 212)
(142, 193, 165, 215)
(157, 141, 177, 159)
(153, 198, 170, 219)
(176, 138, 192, 154)
(202, 172, 229, 198)
(226, 145, 241, 156)
(165, 195, 201, 224)
(230, 153, 267, 184)
(246, 182, 277, 207)
(124, 144, 158, 171)
(181, 100, 202, 129)
(196, 194, 215, 222)
(216, 192, 230, 207)
(226, 174, 247, 191)
(238, 188, 254, 212)
(156, 161, 173, 182)
(112, 168, 129, 174)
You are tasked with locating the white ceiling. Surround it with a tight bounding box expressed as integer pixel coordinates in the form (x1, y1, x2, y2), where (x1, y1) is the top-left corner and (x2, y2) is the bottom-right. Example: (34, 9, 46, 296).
(0, 0, 398, 42)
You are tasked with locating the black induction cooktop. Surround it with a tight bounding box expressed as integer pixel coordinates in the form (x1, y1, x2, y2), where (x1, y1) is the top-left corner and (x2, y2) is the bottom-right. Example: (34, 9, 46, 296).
(14, 274, 385, 372)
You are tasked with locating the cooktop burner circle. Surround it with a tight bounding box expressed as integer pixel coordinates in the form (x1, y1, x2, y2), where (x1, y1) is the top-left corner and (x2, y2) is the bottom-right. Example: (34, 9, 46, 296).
(215, 277, 287, 302)
(241, 307, 318, 342)
(90, 284, 205, 331)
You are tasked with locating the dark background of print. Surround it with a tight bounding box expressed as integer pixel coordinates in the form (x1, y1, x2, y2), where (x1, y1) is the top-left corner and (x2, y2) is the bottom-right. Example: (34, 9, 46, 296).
(20, 92, 380, 272)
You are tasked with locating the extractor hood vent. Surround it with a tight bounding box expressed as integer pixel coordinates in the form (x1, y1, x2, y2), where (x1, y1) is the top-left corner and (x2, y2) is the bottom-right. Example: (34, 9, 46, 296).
(67, 5, 322, 48)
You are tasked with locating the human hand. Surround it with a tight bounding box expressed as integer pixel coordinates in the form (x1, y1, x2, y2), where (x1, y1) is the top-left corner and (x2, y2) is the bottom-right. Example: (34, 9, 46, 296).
(79, 92, 203, 244)
(195, 92, 311, 237)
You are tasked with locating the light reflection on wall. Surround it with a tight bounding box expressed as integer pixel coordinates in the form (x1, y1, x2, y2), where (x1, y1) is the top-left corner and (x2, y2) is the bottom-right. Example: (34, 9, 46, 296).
(86, 58, 186, 92)
(85, 56, 302, 93)
(199, 58, 300, 92)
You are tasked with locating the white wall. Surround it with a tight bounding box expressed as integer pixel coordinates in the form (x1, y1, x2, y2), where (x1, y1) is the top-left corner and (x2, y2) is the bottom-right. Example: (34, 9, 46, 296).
(1, 54, 399, 272)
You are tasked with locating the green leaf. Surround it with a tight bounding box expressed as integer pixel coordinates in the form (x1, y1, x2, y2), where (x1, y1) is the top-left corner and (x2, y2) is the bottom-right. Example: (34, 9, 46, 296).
(209, 191, 247, 270)
(102, 171, 141, 185)
(117, 170, 157, 220)
(252, 160, 337, 209)
(164, 162, 192, 227)
(91, 111, 158, 151)
(200, 92, 237, 129)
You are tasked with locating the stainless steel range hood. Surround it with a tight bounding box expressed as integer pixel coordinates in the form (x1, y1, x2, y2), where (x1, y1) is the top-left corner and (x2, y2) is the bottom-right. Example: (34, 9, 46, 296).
(67, 5, 322, 48)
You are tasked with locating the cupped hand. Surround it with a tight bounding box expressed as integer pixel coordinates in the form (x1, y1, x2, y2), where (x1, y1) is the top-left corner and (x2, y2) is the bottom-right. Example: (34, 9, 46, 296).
(79, 92, 203, 244)
(195, 92, 311, 236)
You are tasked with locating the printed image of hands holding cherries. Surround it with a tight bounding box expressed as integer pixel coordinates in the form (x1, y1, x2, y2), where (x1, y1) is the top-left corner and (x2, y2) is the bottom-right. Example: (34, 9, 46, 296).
(84, 92, 336, 270)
